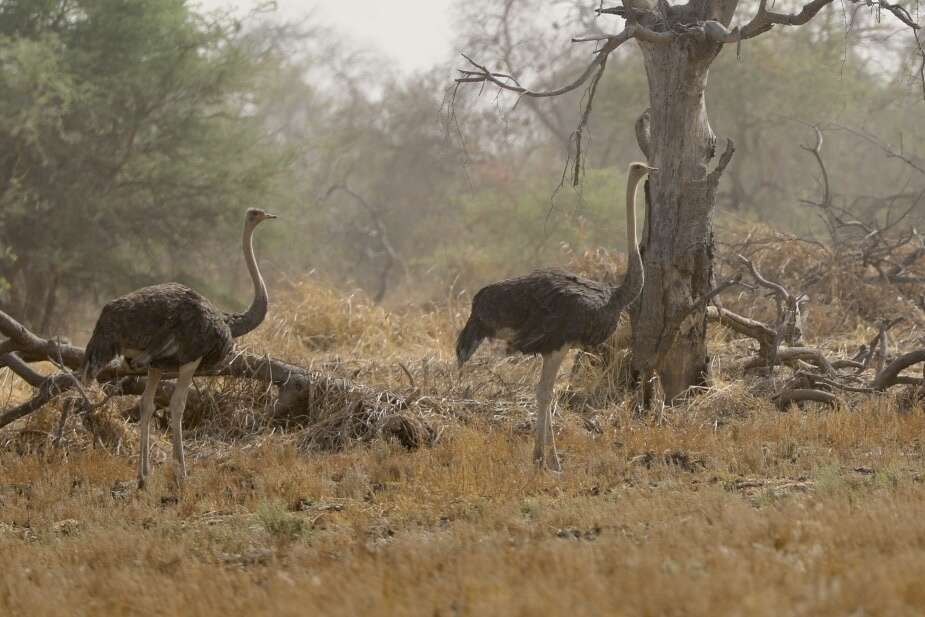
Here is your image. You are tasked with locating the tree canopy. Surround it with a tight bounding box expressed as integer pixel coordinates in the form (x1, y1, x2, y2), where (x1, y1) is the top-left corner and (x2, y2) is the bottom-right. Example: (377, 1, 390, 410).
(0, 0, 921, 336)
(0, 0, 290, 330)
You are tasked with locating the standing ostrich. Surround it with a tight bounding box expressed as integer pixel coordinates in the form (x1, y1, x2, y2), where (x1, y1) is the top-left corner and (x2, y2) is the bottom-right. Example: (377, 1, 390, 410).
(81, 208, 277, 488)
(456, 162, 656, 470)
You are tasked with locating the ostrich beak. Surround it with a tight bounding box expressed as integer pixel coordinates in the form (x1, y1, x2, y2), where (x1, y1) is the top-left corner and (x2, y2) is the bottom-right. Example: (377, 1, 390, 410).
(646, 166, 659, 172)
(264, 212, 279, 220)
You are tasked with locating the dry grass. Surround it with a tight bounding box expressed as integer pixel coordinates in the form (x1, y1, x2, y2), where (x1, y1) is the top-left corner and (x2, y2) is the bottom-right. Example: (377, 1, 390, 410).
(2, 273, 925, 615)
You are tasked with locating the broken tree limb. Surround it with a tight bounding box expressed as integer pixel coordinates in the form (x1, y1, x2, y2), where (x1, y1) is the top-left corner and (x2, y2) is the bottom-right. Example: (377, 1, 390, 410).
(0, 353, 46, 388)
(0, 310, 84, 367)
(706, 306, 776, 348)
(743, 347, 836, 376)
(737, 254, 791, 303)
(873, 350, 925, 391)
(0, 372, 77, 429)
(705, 303, 843, 380)
(776, 388, 838, 408)
(735, 253, 807, 347)
(0, 309, 406, 431)
(832, 359, 865, 370)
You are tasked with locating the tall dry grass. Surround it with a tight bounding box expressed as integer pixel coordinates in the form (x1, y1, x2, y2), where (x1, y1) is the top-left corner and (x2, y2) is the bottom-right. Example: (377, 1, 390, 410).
(1, 261, 925, 615)
(1, 408, 924, 616)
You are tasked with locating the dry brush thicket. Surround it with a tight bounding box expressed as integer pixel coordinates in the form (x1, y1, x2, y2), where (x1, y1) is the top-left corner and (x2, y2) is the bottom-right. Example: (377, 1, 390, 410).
(3, 229, 925, 614)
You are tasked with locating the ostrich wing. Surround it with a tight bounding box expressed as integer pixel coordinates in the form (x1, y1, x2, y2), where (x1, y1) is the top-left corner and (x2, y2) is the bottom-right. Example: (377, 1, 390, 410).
(522, 274, 614, 351)
(475, 269, 615, 355)
(96, 283, 234, 370)
(129, 327, 180, 369)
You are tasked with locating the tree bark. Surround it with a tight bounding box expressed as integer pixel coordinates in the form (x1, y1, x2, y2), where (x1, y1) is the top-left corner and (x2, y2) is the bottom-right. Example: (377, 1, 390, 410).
(631, 34, 729, 402)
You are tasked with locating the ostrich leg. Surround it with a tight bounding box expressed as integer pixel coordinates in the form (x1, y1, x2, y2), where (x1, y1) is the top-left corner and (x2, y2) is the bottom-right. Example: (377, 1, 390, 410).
(169, 358, 201, 484)
(138, 368, 162, 489)
(533, 348, 567, 471)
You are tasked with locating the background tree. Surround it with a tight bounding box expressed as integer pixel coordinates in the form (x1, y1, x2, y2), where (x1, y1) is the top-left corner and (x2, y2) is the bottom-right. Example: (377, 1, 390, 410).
(455, 0, 922, 401)
(0, 0, 291, 332)
(1, 0, 921, 347)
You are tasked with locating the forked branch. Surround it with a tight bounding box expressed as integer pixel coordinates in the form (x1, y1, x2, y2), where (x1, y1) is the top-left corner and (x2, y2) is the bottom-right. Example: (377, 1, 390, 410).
(734, 0, 919, 38)
(739, 0, 839, 39)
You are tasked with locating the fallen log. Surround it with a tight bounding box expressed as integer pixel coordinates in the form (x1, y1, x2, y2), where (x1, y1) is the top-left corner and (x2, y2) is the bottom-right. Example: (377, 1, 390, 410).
(873, 350, 925, 391)
(0, 309, 405, 432)
(775, 388, 837, 408)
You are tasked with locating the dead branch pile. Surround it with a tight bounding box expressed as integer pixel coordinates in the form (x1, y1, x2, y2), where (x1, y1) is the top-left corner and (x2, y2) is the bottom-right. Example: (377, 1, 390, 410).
(565, 124, 925, 409)
(0, 308, 437, 451)
(568, 230, 925, 410)
(718, 126, 925, 333)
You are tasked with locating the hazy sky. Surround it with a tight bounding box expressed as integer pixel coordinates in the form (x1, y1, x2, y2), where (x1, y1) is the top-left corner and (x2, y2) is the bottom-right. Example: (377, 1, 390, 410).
(198, 0, 455, 73)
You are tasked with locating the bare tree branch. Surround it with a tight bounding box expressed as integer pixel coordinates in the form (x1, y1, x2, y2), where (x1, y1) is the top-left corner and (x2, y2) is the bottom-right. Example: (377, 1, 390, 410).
(324, 184, 408, 302)
(700, 0, 921, 78)
(0, 372, 77, 429)
(734, 254, 808, 372)
(744, 347, 837, 375)
(776, 388, 838, 407)
(706, 306, 776, 348)
(873, 349, 925, 390)
(0, 353, 46, 388)
(829, 124, 925, 176)
(455, 19, 671, 100)
(800, 126, 831, 208)
(572, 54, 609, 186)
(0, 309, 84, 366)
(736, 254, 791, 302)
(740, 0, 839, 39)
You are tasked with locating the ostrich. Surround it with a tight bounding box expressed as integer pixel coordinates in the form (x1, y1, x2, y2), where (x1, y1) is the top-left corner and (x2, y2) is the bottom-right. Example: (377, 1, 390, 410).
(81, 208, 277, 488)
(456, 162, 656, 471)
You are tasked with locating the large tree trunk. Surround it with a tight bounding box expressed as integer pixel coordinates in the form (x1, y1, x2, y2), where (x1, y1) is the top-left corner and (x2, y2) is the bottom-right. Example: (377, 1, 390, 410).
(631, 35, 730, 402)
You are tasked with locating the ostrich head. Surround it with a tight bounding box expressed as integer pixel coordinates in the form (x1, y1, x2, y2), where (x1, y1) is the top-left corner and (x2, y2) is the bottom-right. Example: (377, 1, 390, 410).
(628, 161, 658, 180)
(245, 208, 278, 228)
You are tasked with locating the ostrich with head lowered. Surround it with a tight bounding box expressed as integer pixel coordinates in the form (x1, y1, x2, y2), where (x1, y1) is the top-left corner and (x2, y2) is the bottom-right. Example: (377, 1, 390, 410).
(456, 162, 655, 471)
(81, 208, 277, 488)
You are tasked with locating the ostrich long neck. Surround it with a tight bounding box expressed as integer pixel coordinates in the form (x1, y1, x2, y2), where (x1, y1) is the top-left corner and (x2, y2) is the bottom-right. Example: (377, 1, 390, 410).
(609, 169, 645, 310)
(226, 223, 268, 338)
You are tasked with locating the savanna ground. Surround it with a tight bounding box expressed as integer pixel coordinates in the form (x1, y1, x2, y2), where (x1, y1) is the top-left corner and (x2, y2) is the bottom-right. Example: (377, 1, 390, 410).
(3, 243, 925, 616)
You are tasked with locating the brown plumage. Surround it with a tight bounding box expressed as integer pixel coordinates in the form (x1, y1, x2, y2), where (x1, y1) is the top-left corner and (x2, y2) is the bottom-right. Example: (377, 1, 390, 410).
(80, 208, 277, 488)
(83, 283, 233, 376)
(456, 162, 656, 470)
(456, 267, 640, 362)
